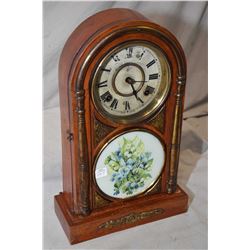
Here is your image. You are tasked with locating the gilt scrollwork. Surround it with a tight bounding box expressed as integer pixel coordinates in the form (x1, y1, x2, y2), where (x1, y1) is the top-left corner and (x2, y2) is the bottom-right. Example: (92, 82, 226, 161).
(146, 177, 162, 195)
(94, 192, 111, 208)
(147, 108, 165, 133)
(94, 118, 114, 146)
(98, 208, 165, 230)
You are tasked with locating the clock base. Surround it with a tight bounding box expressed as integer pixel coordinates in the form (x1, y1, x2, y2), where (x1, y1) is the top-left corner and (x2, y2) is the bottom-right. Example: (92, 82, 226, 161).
(54, 186, 188, 244)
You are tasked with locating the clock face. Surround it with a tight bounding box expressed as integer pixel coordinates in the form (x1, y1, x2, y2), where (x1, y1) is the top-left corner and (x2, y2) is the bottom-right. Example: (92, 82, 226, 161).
(91, 42, 171, 123)
(94, 130, 165, 199)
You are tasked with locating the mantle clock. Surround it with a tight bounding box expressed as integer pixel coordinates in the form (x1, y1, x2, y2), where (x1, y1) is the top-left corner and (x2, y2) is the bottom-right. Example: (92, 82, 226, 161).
(54, 8, 188, 244)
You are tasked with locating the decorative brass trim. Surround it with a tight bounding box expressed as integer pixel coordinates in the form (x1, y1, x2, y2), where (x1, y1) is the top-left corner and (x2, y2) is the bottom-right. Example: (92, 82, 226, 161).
(98, 208, 165, 230)
(147, 107, 165, 133)
(75, 90, 91, 215)
(167, 75, 186, 193)
(94, 191, 111, 209)
(93, 118, 114, 147)
(146, 176, 162, 195)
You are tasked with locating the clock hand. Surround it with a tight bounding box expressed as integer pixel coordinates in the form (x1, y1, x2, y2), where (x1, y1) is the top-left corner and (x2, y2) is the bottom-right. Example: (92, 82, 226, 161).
(125, 77, 147, 83)
(125, 76, 135, 84)
(125, 77, 138, 97)
(125, 77, 144, 103)
(131, 80, 148, 83)
(130, 81, 138, 97)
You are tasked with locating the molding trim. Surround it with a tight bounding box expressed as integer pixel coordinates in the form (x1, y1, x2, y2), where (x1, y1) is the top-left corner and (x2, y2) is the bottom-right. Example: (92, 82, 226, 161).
(98, 208, 165, 230)
(167, 75, 186, 193)
(75, 90, 91, 215)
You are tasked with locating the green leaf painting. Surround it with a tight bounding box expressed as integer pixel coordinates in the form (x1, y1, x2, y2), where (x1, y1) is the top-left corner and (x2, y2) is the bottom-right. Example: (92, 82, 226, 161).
(104, 136, 154, 196)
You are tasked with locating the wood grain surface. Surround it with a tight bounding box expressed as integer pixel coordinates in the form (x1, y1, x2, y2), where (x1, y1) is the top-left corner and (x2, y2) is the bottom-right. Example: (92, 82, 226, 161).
(56, 8, 187, 244)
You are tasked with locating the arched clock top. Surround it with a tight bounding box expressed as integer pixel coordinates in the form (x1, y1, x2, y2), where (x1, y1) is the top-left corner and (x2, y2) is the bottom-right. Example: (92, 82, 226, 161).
(73, 23, 186, 93)
(59, 10, 186, 93)
(68, 23, 187, 127)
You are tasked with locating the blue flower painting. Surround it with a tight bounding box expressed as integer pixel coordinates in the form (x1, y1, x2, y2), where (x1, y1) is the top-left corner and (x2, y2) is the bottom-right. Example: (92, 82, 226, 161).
(104, 136, 154, 196)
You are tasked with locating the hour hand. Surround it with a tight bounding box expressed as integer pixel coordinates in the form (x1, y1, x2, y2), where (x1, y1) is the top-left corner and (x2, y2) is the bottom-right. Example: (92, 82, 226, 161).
(130, 81, 138, 98)
(126, 77, 147, 83)
(132, 80, 148, 83)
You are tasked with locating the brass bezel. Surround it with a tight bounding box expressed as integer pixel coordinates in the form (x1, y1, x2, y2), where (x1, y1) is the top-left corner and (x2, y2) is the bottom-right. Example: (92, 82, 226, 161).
(93, 128, 166, 201)
(91, 41, 171, 124)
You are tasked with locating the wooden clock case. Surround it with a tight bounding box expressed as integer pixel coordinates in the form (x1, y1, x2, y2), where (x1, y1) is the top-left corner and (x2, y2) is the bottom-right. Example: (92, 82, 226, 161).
(54, 8, 188, 244)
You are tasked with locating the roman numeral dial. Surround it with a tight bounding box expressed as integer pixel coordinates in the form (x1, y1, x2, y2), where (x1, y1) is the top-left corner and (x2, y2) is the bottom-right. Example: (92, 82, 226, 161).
(92, 42, 170, 122)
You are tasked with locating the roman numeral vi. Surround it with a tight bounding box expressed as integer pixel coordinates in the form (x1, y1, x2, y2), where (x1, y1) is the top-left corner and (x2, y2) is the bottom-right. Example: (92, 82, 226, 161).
(124, 101, 130, 111)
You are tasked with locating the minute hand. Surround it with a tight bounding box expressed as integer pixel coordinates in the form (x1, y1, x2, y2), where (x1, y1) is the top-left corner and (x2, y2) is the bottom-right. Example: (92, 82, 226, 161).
(129, 83, 144, 104)
(130, 82, 138, 98)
